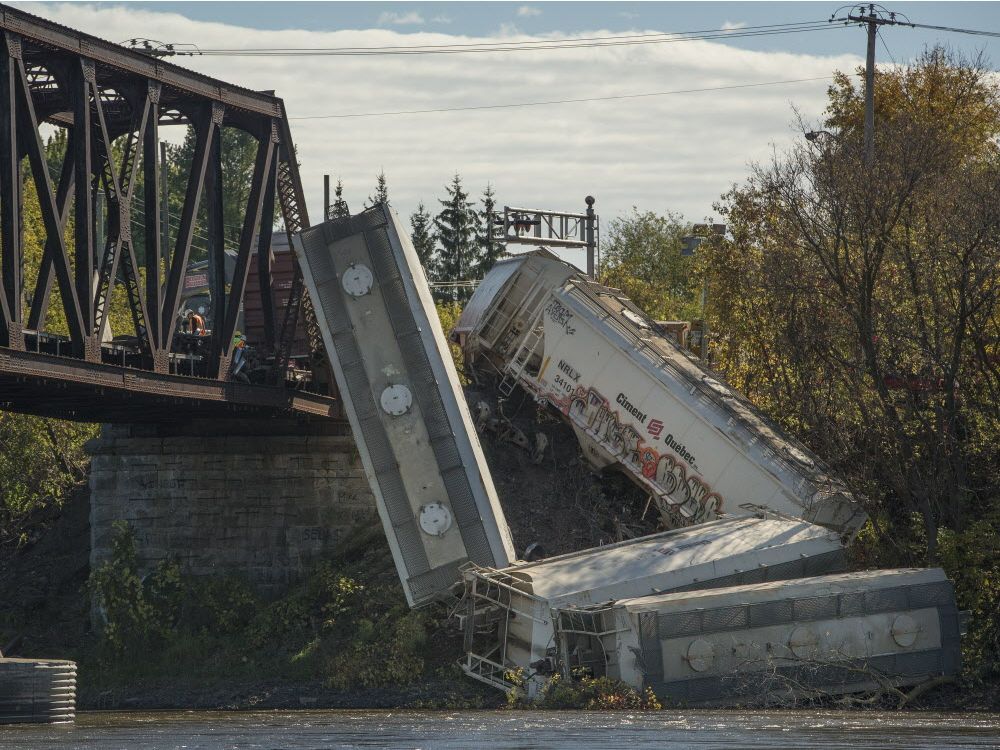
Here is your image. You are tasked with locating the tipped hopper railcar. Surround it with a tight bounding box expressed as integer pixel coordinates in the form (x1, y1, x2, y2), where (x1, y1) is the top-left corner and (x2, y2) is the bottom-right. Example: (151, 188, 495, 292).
(456, 250, 867, 538)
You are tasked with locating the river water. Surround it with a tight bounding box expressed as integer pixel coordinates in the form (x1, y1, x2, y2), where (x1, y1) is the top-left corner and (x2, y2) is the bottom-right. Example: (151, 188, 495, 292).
(4, 709, 1000, 749)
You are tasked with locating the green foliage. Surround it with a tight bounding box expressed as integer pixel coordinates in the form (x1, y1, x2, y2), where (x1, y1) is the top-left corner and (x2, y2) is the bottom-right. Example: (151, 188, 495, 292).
(325, 606, 430, 689)
(81, 523, 451, 697)
(599, 209, 701, 321)
(507, 671, 662, 710)
(87, 522, 182, 656)
(245, 564, 364, 649)
(410, 201, 436, 276)
(366, 170, 389, 208)
(938, 522, 1000, 685)
(410, 179, 500, 301)
(0, 413, 94, 550)
(182, 576, 258, 635)
(163, 125, 274, 265)
(434, 300, 466, 382)
(474, 183, 503, 278)
(329, 178, 351, 220)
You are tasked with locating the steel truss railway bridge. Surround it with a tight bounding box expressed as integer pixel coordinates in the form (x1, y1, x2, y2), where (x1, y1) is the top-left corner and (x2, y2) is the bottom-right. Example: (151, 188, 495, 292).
(0, 4, 339, 423)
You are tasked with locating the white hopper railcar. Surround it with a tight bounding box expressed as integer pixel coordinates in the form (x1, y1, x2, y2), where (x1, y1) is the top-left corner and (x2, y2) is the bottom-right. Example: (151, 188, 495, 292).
(457, 250, 867, 538)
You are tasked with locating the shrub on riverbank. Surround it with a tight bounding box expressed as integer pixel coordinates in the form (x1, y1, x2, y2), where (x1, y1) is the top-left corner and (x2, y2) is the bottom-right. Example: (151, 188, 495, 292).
(506, 671, 662, 711)
(84, 523, 460, 702)
(0, 414, 94, 552)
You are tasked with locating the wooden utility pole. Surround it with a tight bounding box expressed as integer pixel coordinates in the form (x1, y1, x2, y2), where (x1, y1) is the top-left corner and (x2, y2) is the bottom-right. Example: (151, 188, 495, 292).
(841, 5, 905, 166)
(863, 14, 877, 164)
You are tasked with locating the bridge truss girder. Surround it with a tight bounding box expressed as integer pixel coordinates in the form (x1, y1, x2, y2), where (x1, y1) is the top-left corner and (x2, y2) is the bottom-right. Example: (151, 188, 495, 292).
(0, 5, 321, 391)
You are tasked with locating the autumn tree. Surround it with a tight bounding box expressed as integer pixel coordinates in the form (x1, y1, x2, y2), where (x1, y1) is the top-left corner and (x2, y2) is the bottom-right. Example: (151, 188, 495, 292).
(705, 48, 1000, 672)
(1, 140, 98, 553)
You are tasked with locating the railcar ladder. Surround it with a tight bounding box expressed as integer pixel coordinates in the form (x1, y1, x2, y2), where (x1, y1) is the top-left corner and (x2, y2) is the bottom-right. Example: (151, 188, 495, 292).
(498, 305, 546, 398)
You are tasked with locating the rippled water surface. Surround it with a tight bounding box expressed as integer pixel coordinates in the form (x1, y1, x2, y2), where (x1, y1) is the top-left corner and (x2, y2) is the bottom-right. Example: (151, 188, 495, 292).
(4, 709, 1000, 749)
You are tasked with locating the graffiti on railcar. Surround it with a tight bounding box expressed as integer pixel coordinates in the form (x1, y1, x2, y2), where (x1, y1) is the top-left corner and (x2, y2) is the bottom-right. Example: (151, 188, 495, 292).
(546, 383, 723, 523)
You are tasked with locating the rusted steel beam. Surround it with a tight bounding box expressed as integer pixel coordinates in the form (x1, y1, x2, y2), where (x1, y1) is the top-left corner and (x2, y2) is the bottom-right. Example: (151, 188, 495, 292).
(215, 128, 275, 378)
(93, 81, 150, 346)
(0, 5, 329, 401)
(70, 58, 95, 356)
(160, 101, 219, 343)
(204, 122, 226, 375)
(26, 128, 74, 331)
(143, 82, 163, 354)
(0, 32, 20, 343)
(13, 47, 86, 349)
(107, 88, 153, 354)
(256, 154, 278, 352)
(272, 108, 317, 378)
(0, 345, 340, 420)
(0, 4, 283, 119)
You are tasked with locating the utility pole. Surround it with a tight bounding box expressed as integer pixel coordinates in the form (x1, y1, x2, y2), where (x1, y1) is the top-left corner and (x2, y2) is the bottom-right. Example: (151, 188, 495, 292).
(863, 13, 877, 164)
(584, 195, 596, 278)
(836, 5, 907, 166)
(323, 174, 330, 222)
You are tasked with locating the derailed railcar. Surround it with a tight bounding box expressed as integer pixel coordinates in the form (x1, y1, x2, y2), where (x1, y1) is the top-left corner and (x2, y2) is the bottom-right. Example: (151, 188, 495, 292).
(460, 514, 848, 694)
(294, 205, 516, 607)
(553, 568, 962, 705)
(458, 251, 866, 538)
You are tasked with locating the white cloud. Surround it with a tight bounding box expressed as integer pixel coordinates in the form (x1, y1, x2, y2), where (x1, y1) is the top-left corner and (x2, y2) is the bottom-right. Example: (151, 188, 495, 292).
(431, 15, 453, 24)
(722, 21, 748, 31)
(17, 2, 861, 250)
(377, 11, 424, 26)
(517, 6, 542, 17)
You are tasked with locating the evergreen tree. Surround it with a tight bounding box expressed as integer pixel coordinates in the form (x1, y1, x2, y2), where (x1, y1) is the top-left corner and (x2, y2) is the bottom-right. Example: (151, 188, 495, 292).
(409, 202, 436, 277)
(366, 170, 389, 208)
(163, 125, 259, 263)
(44, 129, 69, 177)
(475, 183, 503, 278)
(330, 178, 350, 219)
(434, 173, 477, 302)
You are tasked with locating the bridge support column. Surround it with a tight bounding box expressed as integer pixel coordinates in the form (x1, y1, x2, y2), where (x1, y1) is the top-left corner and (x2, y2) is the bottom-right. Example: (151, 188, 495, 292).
(87, 418, 377, 597)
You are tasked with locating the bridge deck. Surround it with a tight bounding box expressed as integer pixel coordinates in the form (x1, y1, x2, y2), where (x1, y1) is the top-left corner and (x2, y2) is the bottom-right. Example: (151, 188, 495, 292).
(0, 346, 340, 422)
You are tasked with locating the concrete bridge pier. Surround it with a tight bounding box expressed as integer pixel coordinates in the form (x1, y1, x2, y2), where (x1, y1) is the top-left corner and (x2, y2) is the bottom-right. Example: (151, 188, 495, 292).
(87, 419, 377, 597)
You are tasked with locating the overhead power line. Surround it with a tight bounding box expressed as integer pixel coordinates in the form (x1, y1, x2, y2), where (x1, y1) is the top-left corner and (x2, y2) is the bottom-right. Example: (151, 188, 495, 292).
(138, 14, 1000, 61)
(288, 76, 833, 120)
(830, 6, 1000, 39)
(190, 20, 842, 56)
(906, 21, 1000, 39)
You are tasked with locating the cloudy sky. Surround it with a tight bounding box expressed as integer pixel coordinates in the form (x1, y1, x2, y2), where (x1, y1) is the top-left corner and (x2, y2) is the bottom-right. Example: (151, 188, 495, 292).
(16, 2, 998, 266)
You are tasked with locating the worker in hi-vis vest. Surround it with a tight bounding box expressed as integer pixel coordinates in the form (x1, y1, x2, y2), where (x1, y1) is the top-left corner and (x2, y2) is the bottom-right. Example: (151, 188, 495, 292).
(185, 309, 206, 336)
